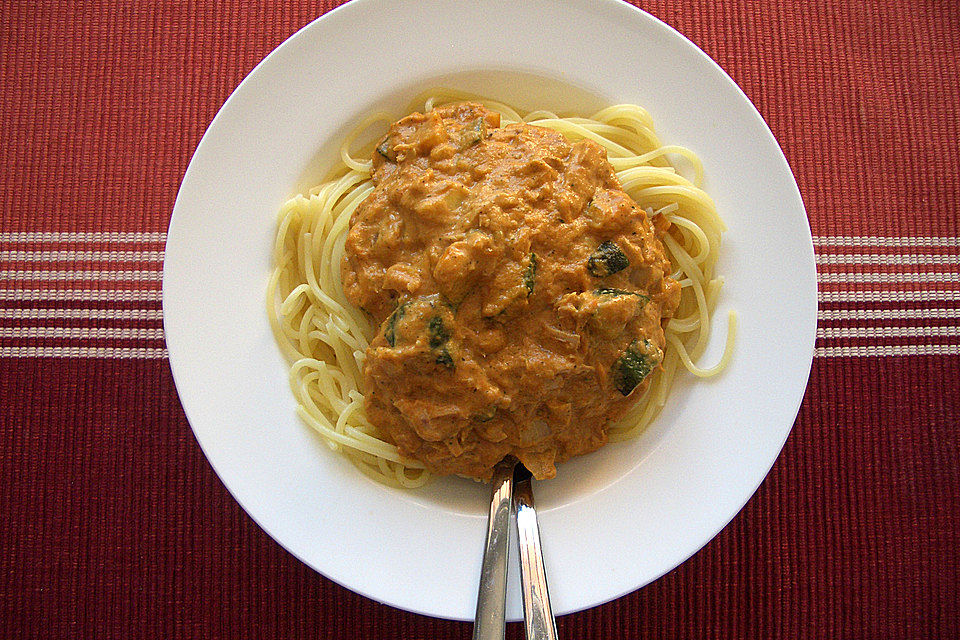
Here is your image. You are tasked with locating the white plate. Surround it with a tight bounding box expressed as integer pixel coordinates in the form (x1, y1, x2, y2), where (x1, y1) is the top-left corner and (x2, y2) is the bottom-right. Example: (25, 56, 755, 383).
(164, 0, 816, 621)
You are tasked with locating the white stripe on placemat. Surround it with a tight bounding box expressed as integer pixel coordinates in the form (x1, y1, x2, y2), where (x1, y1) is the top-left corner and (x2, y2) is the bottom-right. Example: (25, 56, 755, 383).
(0, 289, 163, 302)
(815, 344, 960, 357)
(0, 250, 165, 262)
(0, 327, 164, 340)
(0, 308, 163, 320)
(818, 290, 960, 303)
(0, 232, 167, 243)
(0, 270, 163, 281)
(818, 326, 960, 339)
(816, 254, 960, 265)
(818, 272, 960, 284)
(0, 346, 168, 359)
(818, 308, 960, 320)
(813, 236, 960, 247)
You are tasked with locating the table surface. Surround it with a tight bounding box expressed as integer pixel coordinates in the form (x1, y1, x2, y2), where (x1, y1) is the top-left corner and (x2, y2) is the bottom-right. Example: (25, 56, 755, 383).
(1, 1, 958, 638)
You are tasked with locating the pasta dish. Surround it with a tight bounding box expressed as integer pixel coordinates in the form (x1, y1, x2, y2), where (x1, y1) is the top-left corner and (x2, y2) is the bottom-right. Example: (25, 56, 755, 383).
(268, 90, 734, 487)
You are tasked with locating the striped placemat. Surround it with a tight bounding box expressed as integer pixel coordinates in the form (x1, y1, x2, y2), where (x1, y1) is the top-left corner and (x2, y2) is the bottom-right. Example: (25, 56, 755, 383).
(813, 236, 960, 356)
(0, 232, 168, 359)
(4, 233, 958, 359)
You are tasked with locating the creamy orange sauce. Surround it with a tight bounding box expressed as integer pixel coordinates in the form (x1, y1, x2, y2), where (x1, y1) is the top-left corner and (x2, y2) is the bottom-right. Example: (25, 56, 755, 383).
(342, 103, 680, 480)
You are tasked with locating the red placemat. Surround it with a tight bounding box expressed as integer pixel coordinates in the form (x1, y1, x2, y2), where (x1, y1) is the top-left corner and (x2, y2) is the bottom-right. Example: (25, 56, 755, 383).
(1, 1, 958, 638)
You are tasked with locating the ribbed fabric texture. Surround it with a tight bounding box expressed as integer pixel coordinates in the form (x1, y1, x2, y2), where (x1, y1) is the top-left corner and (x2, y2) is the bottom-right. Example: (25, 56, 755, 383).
(0, 1, 958, 637)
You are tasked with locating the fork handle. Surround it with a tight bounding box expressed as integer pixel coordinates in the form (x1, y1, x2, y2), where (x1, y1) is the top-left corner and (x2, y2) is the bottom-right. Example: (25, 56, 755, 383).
(514, 478, 558, 640)
(473, 458, 517, 640)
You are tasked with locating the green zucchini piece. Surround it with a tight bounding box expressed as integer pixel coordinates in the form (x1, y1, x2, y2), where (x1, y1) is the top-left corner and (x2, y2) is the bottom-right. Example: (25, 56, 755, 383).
(427, 314, 455, 368)
(376, 136, 396, 162)
(435, 347, 454, 369)
(523, 253, 538, 295)
(383, 301, 408, 347)
(612, 339, 660, 396)
(595, 287, 651, 304)
(587, 241, 629, 277)
(428, 315, 449, 349)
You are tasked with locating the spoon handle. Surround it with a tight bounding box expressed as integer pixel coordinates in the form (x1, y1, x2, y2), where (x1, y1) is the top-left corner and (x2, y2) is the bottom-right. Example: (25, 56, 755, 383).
(514, 474, 558, 640)
(473, 457, 517, 640)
